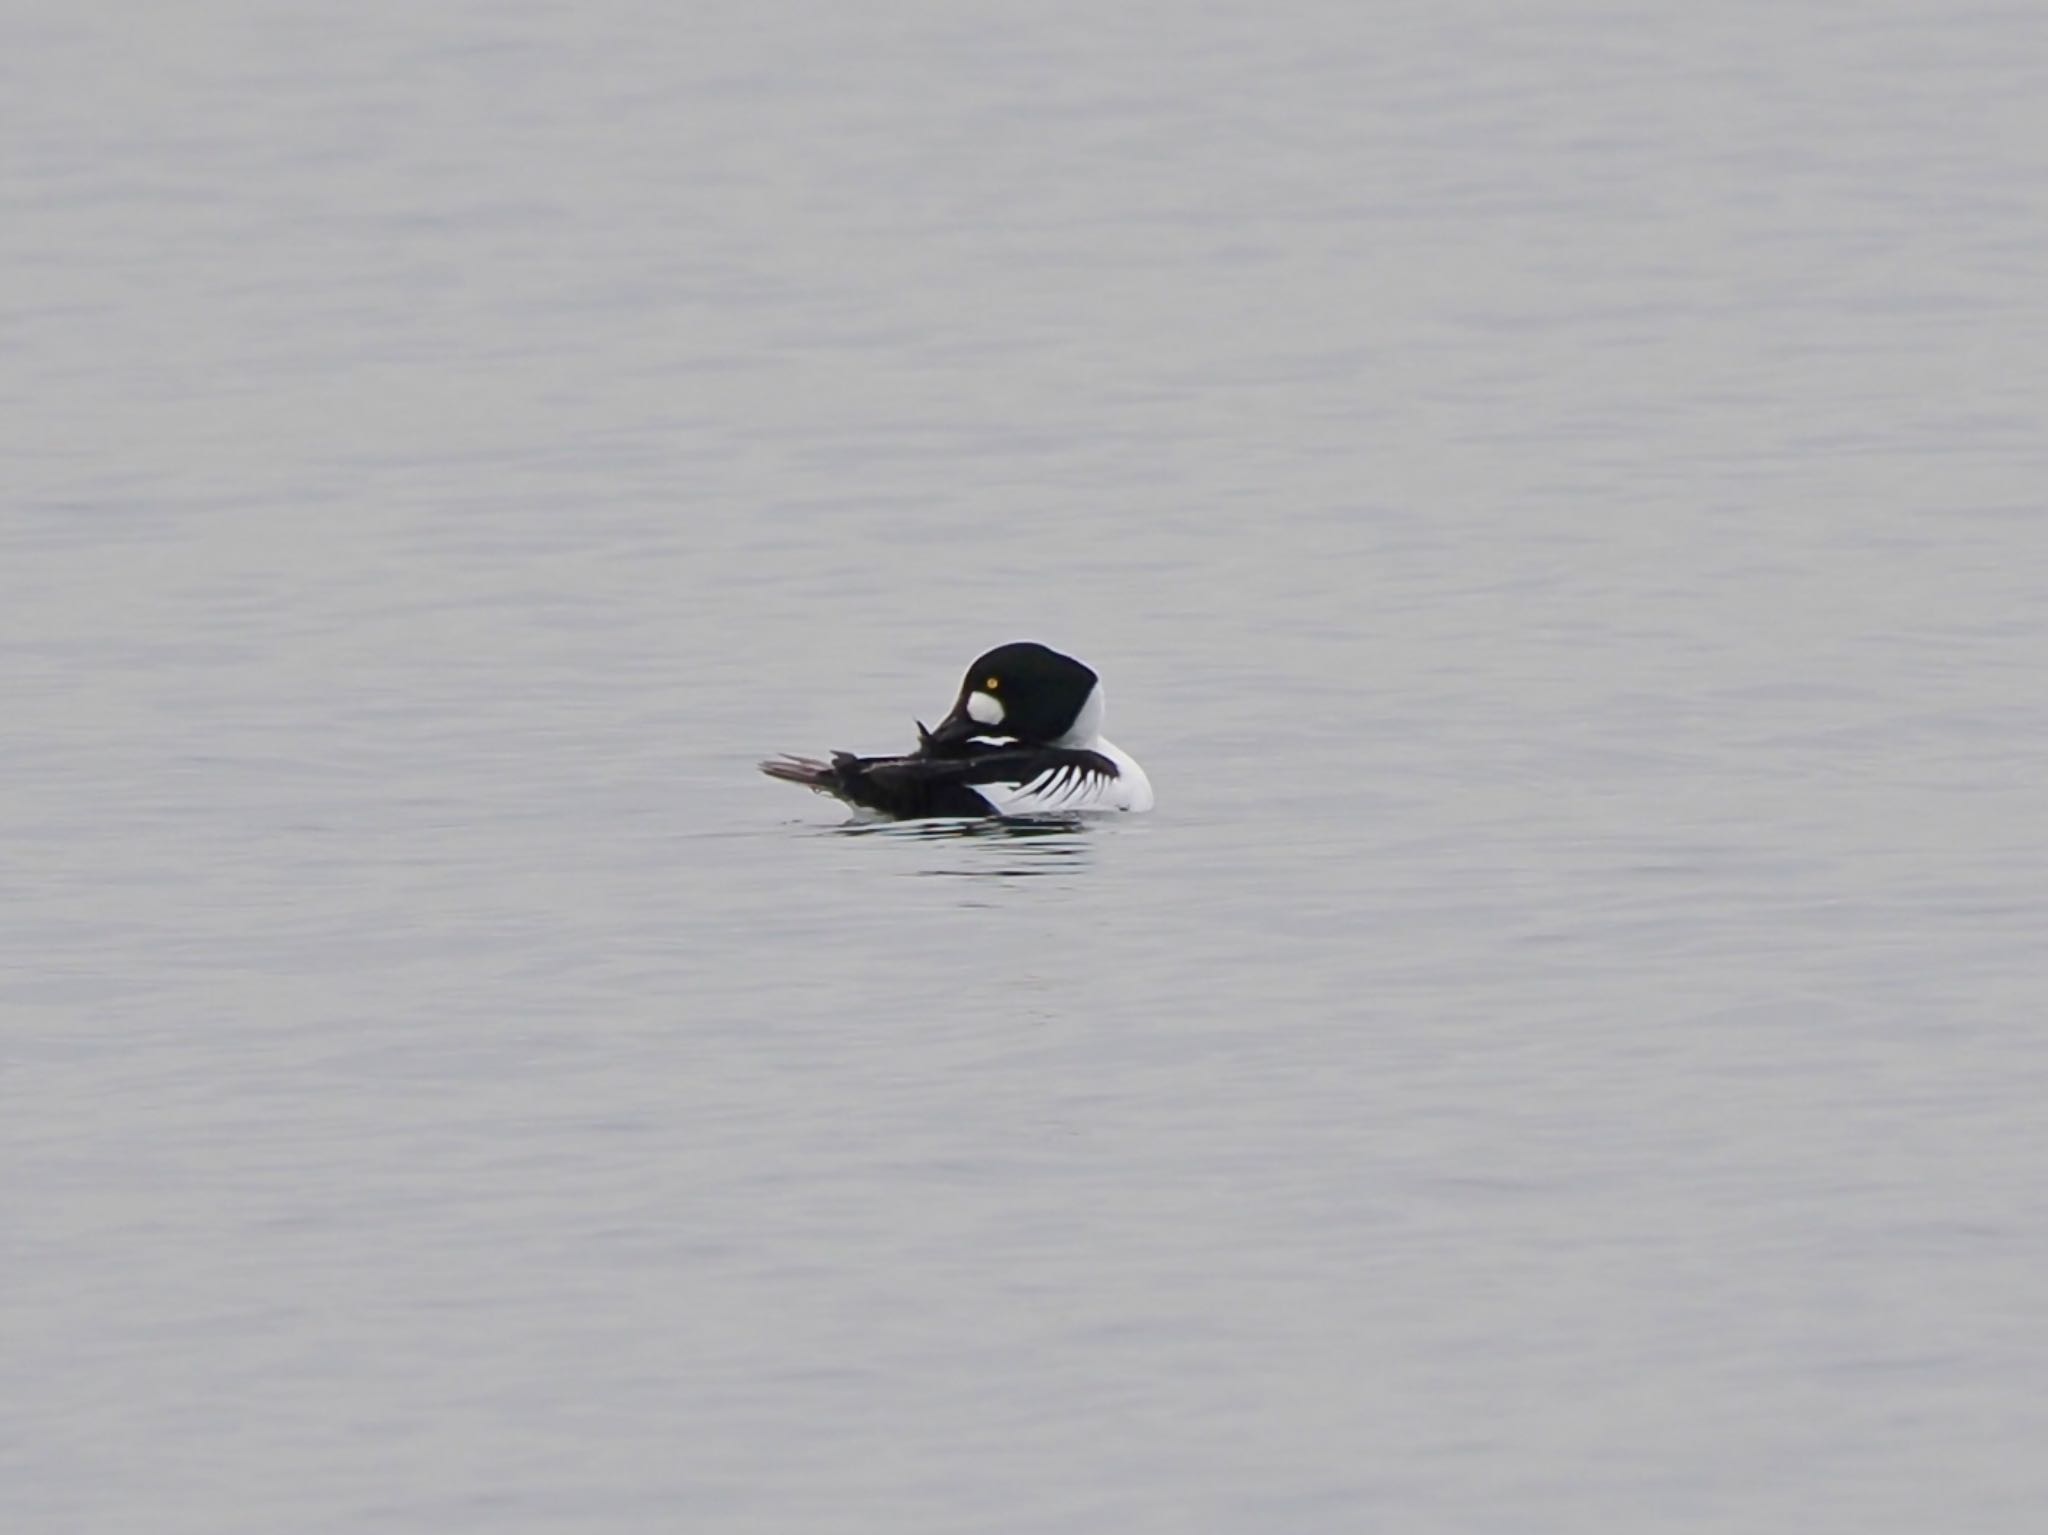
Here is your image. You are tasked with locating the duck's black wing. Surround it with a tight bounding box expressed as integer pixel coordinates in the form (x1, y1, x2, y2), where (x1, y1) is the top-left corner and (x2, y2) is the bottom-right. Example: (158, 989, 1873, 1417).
(760, 743, 1119, 819)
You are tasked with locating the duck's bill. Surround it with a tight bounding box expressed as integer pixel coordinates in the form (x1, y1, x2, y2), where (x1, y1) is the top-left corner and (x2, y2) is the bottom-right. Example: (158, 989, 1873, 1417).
(922, 707, 982, 750)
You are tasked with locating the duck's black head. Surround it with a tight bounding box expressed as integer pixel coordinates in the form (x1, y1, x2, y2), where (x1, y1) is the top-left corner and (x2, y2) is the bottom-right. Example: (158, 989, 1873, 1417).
(923, 642, 1104, 751)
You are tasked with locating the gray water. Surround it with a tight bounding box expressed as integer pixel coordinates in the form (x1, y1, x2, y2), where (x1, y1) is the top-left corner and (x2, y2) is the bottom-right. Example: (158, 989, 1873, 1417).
(7, 2, 2048, 1530)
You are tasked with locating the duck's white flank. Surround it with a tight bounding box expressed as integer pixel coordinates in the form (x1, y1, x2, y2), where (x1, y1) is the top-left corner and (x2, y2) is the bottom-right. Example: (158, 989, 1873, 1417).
(971, 680, 1153, 814)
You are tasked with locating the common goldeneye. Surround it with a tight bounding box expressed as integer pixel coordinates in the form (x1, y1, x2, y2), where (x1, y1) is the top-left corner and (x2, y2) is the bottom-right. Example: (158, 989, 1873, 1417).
(761, 642, 1154, 818)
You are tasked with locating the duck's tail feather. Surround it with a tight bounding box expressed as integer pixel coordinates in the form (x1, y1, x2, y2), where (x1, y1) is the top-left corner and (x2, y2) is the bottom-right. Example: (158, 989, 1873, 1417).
(759, 754, 844, 794)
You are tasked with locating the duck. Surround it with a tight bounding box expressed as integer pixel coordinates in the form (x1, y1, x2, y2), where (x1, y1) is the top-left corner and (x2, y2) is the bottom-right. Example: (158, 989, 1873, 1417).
(760, 642, 1154, 818)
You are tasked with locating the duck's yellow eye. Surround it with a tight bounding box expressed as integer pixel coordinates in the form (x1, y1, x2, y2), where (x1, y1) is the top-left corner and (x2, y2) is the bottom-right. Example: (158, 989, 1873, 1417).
(985, 676, 1000, 691)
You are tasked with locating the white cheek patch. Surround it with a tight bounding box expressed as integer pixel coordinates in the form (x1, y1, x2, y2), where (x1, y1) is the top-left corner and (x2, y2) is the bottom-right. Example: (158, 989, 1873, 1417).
(966, 690, 1005, 726)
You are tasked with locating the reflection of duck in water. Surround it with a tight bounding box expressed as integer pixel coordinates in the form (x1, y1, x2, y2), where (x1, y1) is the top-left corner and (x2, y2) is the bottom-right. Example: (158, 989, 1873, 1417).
(762, 643, 1154, 819)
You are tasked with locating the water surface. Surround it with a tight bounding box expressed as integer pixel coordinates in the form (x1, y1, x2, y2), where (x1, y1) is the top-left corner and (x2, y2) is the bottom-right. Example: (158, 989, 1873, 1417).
(6, 2, 2048, 1530)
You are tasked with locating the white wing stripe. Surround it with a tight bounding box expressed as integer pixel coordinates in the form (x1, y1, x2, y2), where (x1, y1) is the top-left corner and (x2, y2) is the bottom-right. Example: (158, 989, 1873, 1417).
(977, 758, 1133, 815)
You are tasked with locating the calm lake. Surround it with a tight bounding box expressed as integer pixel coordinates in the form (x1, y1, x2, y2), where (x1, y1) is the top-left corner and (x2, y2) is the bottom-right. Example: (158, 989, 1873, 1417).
(7, 2, 2047, 1530)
